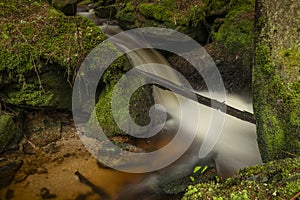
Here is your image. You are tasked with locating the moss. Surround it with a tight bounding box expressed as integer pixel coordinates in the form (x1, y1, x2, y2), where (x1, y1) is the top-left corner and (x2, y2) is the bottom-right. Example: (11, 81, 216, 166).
(0, 70, 72, 109)
(94, 56, 131, 136)
(253, 44, 300, 161)
(115, 2, 136, 29)
(0, 113, 23, 153)
(0, 0, 106, 109)
(138, 0, 205, 27)
(115, 0, 206, 41)
(94, 5, 117, 18)
(183, 158, 300, 200)
(253, 1, 300, 161)
(94, 54, 154, 137)
(50, 0, 78, 15)
(139, 3, 173, 23)
(213, 0, 255, 69)
(203, 0, 228, 16)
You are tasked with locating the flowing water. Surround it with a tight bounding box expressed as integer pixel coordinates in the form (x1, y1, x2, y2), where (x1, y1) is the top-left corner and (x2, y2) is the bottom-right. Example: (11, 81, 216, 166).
(77, 6, 262, 194)
(0, 7, 262, 200)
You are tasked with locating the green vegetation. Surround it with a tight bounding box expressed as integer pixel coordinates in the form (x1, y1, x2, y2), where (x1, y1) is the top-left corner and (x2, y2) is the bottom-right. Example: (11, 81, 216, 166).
(94, 56, 131, 136)
(138, 0, 205, 26)
(213, 0, 255, 69)
(0, 0, 105, 109)
(114, 0, 207, 41)
(0, 113, 23, 153)
(115, 2, 138, 29)
(254, 43, 300, 161)
(49, 0, 78, 15)
(183, 158, 300, 200)
(253, 1, 300, 161)
(94, 55, 153, 137)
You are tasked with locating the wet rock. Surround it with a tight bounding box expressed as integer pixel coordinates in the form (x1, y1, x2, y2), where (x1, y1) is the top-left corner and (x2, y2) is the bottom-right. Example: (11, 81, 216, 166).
(5, 189, 14, 200)
(0, 160, 23, 188)
(95, 5, 117, 18)
(37, 167, 48, 174)
(40, 187, 57, 199)
(27, 168, 38, 176)
(0, 112, 24, 153)
(183, 158, 300, 199)
(43, 142, 60, 154)
(26, 113, 62, 147)
(14, 172, 28, 183)
(50, 0, 78, 16)
(0, 0, 105, 111)
(19, 140, 36, 154)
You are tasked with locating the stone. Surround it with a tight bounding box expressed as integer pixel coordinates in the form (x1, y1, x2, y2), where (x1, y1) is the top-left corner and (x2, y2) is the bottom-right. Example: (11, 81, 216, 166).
(0, 160, 23, 189)
(0, 113, 24, 153)
(253, 0, 300, 161)
(50, 0, 78, 16)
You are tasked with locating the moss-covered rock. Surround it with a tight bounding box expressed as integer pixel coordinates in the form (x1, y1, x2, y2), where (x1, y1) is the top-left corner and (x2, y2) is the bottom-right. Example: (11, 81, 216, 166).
(114, 0, 208, 43)
(253, 0, 300, 161)
(49, 0, 78, 16)
(183, 157, 300, 200)
(213, 0, 254, 70)
(115, 1, 136, 29)
(93, 0, 117, 18)
(0, 0, 106, 110)
(93, 56, 154, 137)
(94, 5, 117, 18)
(0, 112, 23, 153)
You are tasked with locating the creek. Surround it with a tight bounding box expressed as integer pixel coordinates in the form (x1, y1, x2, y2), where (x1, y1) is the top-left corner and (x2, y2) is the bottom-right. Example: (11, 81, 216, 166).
(0, 6, 262, 200)
(76, 6, 262, 199)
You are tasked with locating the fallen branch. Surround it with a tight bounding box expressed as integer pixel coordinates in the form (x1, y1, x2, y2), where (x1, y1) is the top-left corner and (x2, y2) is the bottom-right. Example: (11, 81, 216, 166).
(133, 68, 256, 124)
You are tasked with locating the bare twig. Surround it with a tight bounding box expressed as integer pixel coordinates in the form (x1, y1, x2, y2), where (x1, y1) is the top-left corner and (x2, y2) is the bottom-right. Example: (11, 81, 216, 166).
(31, 55, 45, 94)
(15, 27, 28, 42)
(281, 150, 300, 158)
(290, 191, 300, 200)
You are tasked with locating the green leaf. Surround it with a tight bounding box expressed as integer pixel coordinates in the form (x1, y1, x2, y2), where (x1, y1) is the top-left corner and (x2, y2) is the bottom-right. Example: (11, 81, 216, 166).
(189, 176, 195, 182)
(201, 166, 208, 174)
(193, 166, 201, 173)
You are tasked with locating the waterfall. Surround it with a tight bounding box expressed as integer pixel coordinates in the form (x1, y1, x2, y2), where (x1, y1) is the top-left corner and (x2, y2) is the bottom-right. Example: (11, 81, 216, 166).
(78, 9, 262, 192)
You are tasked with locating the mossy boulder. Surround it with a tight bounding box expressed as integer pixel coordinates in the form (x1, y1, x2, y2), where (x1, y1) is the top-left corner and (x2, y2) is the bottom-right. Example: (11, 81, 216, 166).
(114, 0, 208, 43)
(183, 157, 300, 200)
(0, 112, 24, 153)
(48, 0, 78, 16)
(95, 5, 117, 18)
(94, 0, 117, 18)
(93, 56, 154, 137)
(253, 0, 300, 161)
(0, 0, 105, 110)
(213, 0, 254, 71)
(204, 0, 255, 91)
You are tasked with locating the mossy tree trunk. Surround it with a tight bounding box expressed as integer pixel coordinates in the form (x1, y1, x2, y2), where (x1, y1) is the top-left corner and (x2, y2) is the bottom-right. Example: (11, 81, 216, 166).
(253, 0, 300, 162)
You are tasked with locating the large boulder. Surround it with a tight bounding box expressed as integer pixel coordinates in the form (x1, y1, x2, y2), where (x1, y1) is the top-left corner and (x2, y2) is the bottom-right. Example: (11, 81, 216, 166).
(253, 0, 300, 161)
(0, 0, 106, 110)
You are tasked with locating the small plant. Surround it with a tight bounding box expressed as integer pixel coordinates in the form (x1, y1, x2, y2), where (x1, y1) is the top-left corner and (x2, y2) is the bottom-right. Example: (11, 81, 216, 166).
(189, 165, 208, 182)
